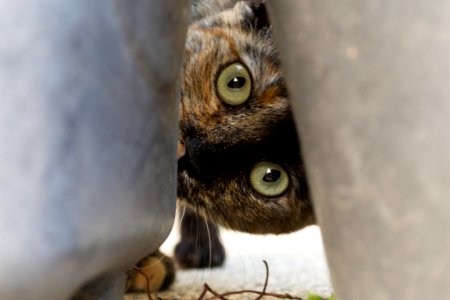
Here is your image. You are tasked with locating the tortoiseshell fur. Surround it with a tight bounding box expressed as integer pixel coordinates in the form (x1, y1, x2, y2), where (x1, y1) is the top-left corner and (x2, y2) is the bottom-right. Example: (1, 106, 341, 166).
(178, 0, 313, 234)
(126, 0, 314, 294)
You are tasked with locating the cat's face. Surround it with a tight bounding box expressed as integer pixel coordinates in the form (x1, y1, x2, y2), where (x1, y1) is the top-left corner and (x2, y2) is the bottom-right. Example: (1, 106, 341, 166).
(177, 1, 314, 234)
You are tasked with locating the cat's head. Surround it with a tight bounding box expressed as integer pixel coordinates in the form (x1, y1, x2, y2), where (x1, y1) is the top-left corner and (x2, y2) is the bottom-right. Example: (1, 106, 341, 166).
(177, 0, 314, 234)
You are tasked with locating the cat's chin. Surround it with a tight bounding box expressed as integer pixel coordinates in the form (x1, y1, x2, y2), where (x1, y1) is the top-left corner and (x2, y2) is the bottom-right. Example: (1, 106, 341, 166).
(219, 210, 315, 235)
(177, 169, 208, 208)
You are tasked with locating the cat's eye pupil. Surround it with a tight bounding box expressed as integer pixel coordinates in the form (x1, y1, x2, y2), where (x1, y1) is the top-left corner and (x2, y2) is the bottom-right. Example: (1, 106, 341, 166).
(217, 63, 251, 106)
(227, 77, 246, 89)
(263, 168, 281, 183)
(250, 162, 289, 197)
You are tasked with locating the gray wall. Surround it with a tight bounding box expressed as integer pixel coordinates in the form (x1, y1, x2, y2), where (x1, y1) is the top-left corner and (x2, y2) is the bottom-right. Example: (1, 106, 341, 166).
(268, 1, 450, 299)
(0, 0, 190, 299)
(2, 0, 449, 299)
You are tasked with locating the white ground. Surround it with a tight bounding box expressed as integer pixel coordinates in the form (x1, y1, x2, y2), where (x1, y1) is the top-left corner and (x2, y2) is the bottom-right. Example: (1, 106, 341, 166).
(126, 225, 333, 299)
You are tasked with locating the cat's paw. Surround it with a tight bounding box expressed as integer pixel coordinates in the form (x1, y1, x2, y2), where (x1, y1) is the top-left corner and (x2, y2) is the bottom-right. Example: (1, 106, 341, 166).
(174, 235, 225, 269)
(125, 250, 175, 293)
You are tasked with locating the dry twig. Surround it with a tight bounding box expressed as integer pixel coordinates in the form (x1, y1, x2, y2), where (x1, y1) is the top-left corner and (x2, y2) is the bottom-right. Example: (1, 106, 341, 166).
(131, 260, 305, 300)
(194, 260, 303, 300)
(132, 266, 155, 300)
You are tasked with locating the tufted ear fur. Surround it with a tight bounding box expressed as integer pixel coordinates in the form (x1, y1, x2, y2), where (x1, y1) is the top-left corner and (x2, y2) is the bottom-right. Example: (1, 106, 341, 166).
(191, 0, 270, 31)
(244, 0, 270, 31)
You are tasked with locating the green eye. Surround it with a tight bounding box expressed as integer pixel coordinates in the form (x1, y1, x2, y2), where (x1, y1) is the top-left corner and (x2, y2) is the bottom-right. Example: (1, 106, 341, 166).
(250, 162, 289, 197)
(216, 62, 251, 106)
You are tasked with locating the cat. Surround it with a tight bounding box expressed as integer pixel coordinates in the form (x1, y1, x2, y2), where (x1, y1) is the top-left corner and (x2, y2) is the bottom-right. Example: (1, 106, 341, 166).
(126, 0, 314, 293)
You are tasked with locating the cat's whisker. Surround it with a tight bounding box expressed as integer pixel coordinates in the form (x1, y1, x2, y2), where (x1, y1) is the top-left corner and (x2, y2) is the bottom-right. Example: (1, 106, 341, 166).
(193, 206, 213, 284)
(215, 205, 230, 231)
(203, 216, 213, 269)
(195, 206, 201, 250)
(133, 252, 171, 271)
(178, 204, 187, 225)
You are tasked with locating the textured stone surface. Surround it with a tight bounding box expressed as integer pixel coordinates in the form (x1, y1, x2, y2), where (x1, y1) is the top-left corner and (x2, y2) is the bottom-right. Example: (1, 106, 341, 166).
(268, 1, 450, 299)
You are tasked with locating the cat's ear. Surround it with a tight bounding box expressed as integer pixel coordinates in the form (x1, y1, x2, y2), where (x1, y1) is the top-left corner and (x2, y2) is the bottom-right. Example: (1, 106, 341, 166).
(191, 0, 237, 22)
(244, 0, 270, 31)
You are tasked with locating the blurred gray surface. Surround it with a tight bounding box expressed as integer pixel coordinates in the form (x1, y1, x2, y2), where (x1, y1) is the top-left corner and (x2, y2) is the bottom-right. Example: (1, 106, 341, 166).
(268, 1, 450, 300)
(3, 0, 450, 299)
(0, 0, 189, 299)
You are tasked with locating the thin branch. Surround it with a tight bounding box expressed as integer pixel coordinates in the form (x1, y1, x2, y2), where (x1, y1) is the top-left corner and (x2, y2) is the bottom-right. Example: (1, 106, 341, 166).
(196, 283, 210, 300)
(199, 260, 303, 300)
(255, 260, 269, 300)
(205, 288, 303, 299)
(203, 283, 229, 300)
(132, 266, 154, 300)
(129, 260, 306, 300)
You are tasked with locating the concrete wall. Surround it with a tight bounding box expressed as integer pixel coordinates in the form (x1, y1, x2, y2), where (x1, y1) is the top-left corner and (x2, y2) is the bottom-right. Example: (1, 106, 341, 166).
(268, 1, 450, 299)
(0, 0, 190, 299)
(2, 0, 450, 299)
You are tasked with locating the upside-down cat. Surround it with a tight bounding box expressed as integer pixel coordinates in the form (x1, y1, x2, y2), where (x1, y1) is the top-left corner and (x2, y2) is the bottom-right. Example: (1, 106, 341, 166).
(126, 0, 314, 293)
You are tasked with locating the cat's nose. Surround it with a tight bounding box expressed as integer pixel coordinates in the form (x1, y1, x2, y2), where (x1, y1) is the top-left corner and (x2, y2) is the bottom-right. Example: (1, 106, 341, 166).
(185, 137, 203, 153)
(178, 137, 207, 177)
(184, 137, 203, 163)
